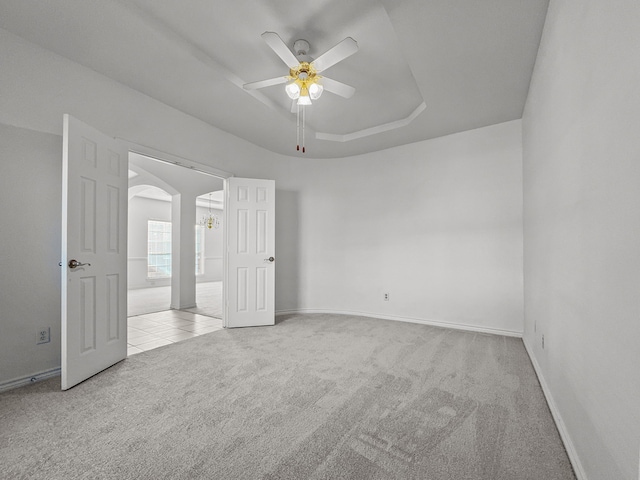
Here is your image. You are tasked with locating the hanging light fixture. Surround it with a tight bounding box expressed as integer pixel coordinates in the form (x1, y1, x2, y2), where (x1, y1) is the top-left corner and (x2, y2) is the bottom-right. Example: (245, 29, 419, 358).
(243, 33, 359, 154)
(287, 63, 323, 106)
(285, 62, 323, 153)
(199, 193, 220, 230)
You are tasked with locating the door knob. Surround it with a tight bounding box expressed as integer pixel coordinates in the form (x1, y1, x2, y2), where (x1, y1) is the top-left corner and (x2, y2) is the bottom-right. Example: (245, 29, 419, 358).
(265, 257, 275, 263)
(68, 259, 91, 269)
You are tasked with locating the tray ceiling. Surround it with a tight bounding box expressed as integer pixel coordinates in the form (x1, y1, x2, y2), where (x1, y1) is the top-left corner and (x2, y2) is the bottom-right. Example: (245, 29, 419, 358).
(0, 0, 549, 158)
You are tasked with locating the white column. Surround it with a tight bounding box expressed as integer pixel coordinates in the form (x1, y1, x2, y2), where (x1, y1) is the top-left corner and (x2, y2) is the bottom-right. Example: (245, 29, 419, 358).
(170, 193, 197, 310)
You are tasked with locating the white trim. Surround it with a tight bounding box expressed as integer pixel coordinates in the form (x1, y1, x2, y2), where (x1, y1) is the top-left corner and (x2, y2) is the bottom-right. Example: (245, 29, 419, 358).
(170, 303, 197, 310)
(0, 367, 61, 393)
(523, 338, 587, 480)
(117, 138, 233, 180)
(275, 308, 523, 338)
(316, 102, 426, 143)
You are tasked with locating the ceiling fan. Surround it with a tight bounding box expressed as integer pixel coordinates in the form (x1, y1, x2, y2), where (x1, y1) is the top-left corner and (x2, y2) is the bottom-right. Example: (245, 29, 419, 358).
(244, 32, 358, 153)
(243, 31, 358, 106)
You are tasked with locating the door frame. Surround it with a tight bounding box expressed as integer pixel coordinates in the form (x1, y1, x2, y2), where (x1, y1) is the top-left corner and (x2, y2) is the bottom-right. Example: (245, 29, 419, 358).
(117, 139, 233, 326)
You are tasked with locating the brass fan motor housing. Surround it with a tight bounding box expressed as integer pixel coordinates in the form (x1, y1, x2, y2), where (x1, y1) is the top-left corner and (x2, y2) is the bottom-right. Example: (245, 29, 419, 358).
(288, 62, 321, 90)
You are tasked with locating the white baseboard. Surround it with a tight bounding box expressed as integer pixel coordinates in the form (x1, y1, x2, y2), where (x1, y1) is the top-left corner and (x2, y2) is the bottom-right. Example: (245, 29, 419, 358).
(522, 338, 587, 480)
(276, 308, 523, 338)
(0, 367, 61, 393)
(170, 303, 197, 310)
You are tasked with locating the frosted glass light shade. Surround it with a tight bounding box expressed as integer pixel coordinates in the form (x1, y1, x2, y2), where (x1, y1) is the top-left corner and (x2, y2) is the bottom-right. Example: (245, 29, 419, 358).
(297, 95, 312, 106)
(309, 83, 323, 100)
(285, 82, 300, 99)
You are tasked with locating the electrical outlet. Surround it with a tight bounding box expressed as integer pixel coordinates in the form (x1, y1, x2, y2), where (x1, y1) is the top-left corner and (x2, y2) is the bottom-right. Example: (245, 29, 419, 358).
(37, 327, 50, 345)
(541, 334, 545, 350)
(384, 293, 389, 301)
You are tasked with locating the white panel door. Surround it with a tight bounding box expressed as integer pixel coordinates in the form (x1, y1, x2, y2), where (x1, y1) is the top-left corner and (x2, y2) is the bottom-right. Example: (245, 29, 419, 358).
(61, 114, 128, 390)
(225, 178, 275, 328)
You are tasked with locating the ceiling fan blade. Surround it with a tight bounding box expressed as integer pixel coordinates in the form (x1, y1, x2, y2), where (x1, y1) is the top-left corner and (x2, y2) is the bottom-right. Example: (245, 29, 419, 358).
(261, 31, 299, 69)
(321, 76, 356, 99)
(311, 37, 358, 72)
(243, 76, 288, 90)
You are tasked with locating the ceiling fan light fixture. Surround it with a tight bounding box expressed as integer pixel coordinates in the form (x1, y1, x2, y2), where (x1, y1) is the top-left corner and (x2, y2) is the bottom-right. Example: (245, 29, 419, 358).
(249, 33, 358, 154)
(285, 82, 300, 99)
(309, 82, 323, 100)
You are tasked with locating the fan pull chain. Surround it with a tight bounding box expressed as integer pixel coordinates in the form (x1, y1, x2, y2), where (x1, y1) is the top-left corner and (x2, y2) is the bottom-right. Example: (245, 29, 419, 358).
(296, 104, 300, 151)
(302, 105, 306, 153)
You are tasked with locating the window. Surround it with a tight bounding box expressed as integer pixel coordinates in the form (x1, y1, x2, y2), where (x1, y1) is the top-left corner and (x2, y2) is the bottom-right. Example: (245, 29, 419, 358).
(195, 225, 204, 275)
(147, 220, 172, 278)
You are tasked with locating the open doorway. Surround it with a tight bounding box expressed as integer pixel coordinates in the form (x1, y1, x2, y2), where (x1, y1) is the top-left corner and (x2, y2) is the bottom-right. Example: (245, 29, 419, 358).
(126, 152, 225, 355)
(62, 115, 269, 389)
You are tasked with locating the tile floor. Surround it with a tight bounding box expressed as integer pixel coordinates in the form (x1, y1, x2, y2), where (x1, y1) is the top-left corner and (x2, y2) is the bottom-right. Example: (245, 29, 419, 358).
(127, 309, 223, 356)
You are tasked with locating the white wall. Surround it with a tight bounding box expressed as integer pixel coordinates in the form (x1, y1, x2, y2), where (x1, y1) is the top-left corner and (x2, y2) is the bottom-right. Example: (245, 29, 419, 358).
(269, 120, 524, 335)
(522, 0, 640, 478)
(0, 124, 62, 383)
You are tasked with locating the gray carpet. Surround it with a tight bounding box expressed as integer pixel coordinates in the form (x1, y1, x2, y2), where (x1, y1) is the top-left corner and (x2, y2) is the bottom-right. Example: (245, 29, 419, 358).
(0, 314, 575, 479)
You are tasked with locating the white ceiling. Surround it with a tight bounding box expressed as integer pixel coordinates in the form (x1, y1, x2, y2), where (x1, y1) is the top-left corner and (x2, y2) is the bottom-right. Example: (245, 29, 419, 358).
(0, 0, 549, 158)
